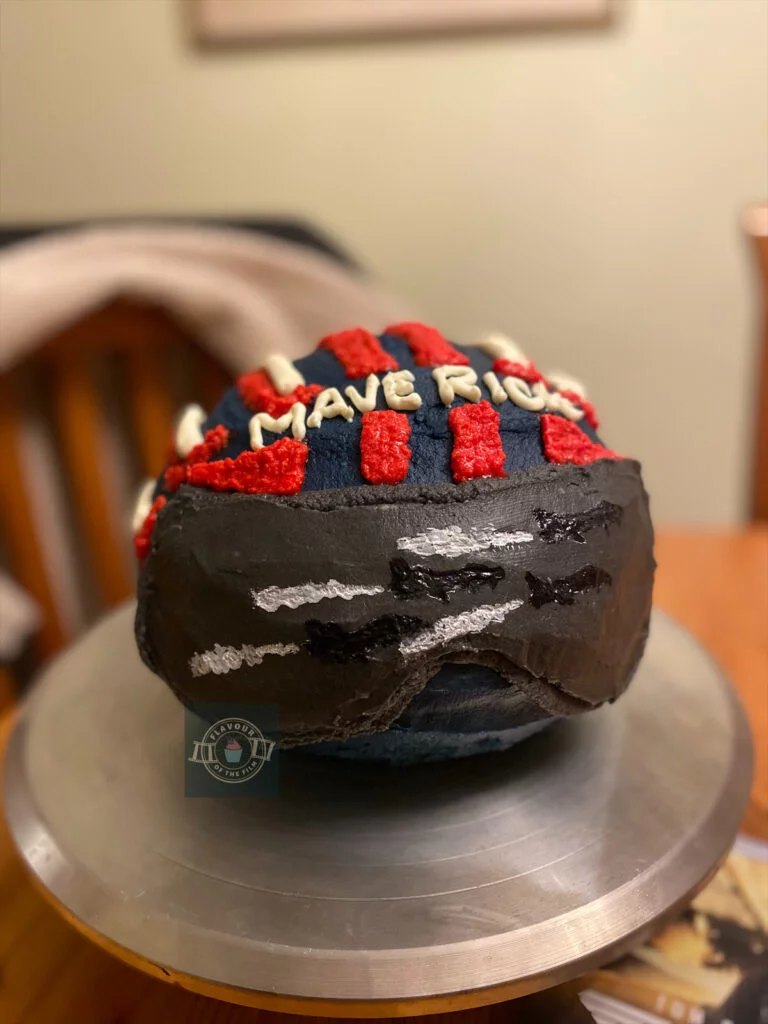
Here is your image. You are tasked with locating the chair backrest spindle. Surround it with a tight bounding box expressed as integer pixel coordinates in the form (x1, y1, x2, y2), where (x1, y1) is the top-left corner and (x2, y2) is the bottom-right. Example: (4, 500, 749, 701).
(0, 373, 67, 658)
(51, 348, 134, 607)
(125, 346, 177, 479)
(0, 299, 234, 682)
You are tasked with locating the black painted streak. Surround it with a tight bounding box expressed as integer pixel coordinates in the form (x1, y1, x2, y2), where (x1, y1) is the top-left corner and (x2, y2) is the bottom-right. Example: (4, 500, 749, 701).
(526, 566, 612, 609)
(305, 614, 425, 664)
(534, 501, 623, 544)
(389, 557, 504, 603)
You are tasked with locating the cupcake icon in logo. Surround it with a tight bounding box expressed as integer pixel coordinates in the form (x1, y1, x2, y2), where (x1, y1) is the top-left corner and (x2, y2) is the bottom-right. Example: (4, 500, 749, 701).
(224, 736, 242, 764)
(189, 716, 276, 785)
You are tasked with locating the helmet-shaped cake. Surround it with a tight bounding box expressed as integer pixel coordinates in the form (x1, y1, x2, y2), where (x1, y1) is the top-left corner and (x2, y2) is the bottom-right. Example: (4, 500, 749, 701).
(135, 323, 654, 762)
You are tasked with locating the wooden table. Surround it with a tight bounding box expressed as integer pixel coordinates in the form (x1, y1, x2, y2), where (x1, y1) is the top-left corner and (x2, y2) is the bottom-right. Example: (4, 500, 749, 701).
(1, 530, 766, 1024)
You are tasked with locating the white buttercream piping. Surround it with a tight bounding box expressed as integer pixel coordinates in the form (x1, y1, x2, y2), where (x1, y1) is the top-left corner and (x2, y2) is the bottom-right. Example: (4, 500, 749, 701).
(483, 371, 508, 404)
(345, 374, 381, 413)
(382, 369, 422, 411)
(547, 370, 588, 400)
(249, 403, 307, 448)
(503, 376, 546, 411)
(264, 354, 304, 395)
(307, 387, 354, 429)
(175, 404, 206, 457)
(131, 479, 156, 534)
(432, 365, 482, 406)
(469, 332, 531, 366)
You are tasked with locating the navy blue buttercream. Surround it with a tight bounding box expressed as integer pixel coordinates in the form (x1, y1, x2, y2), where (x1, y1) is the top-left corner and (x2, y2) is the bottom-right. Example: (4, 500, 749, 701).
(187, 333, 601, 496)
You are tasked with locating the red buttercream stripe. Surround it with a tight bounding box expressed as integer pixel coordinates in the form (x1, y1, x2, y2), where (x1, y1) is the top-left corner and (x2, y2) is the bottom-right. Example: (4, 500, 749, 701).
(384, 322, 469, 367)
(319, 327, 398, 378)
(541, 414, 618, 466)
(448, 401, 507, 483)
(237, 369, 323, 418)
(134, 496, 167, 560)
(163, 464, 187, 492)
(164, 425, 230, 491)
(360, 410, 412, 485)
(492, 359, 545, 386)
(559, 389, 600, 430)
(187, 438, 308, 494)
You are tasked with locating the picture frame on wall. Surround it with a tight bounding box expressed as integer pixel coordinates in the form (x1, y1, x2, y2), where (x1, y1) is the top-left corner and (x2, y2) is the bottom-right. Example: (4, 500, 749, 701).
(193, 0, 612, 45)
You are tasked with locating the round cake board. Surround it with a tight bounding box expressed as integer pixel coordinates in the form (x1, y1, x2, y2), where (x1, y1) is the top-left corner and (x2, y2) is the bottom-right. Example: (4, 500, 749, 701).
(2, 606, 753, 1018)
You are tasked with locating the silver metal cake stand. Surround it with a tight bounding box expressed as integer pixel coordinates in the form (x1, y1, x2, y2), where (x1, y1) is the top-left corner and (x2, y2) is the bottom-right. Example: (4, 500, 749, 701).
(2, 605, 753, 1017)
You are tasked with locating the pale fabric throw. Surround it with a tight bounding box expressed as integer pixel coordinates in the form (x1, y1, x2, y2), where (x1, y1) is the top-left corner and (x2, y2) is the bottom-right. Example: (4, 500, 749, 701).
(0, 223, 416, 643)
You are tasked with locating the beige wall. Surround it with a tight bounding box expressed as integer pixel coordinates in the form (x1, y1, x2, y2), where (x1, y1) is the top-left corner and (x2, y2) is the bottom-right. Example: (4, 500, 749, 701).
(1, 0, 766, 524)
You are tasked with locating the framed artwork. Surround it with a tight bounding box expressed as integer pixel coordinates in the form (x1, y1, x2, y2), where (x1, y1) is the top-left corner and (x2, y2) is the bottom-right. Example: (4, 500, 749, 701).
(193, 0, 612, 45)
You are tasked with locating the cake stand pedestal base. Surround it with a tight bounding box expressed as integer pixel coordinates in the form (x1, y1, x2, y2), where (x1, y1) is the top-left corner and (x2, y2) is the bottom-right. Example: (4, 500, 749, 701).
(1, 606, 752, 1017)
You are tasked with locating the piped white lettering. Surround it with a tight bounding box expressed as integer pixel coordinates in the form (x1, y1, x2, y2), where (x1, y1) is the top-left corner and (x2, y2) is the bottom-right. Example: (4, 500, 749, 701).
(307, 387, 354, 429)
(432, 365, 482, 406)
(345, 373, 380, 413)
(482, 371, 508, 404)
(249, 402, 307, 448)
(544, 388, 584, 421)
(502, 376, 546, 411)
(382, 370, 422, 411)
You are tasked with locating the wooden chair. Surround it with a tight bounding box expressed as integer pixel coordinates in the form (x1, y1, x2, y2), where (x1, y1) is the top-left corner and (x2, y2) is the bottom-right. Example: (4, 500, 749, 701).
(0, 669, 13, 715)
(0, 299, 232, 698)
(744, 204, 768, 522)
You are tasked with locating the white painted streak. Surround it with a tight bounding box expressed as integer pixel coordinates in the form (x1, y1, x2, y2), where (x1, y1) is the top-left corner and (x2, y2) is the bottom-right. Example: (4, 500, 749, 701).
(400, 599, 524, 657)
(131, 478, 156, 534)
(175, 404, 206, 457)
(397, 525, 533, 558)
(252, 579, 384, 613)
(264, 354, 304, 395)
(189, 642, 299, 678)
